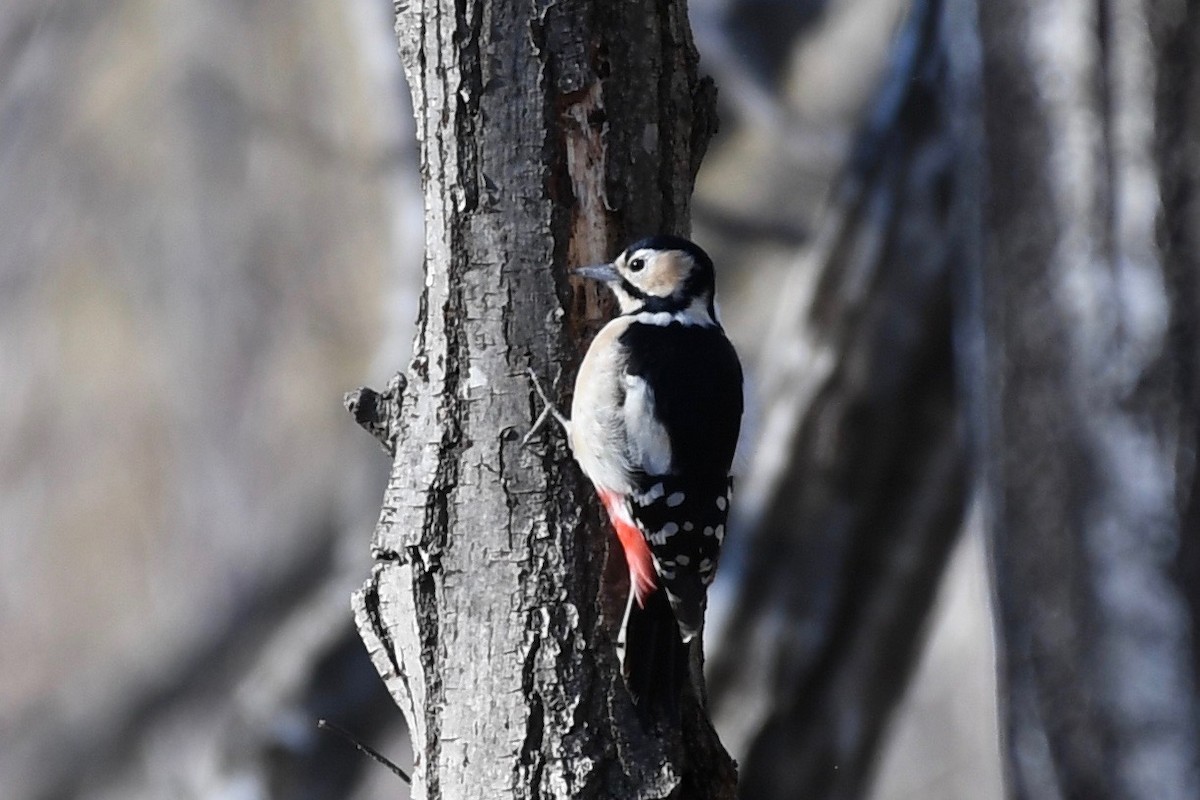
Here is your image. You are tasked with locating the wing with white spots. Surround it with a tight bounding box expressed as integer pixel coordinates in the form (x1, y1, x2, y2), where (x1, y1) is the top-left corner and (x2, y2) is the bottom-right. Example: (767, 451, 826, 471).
(626, 475, 732, 640)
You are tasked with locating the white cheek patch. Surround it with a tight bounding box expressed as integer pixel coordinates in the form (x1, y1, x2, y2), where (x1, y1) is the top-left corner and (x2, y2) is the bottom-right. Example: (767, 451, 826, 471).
(635, 251, 685, 296)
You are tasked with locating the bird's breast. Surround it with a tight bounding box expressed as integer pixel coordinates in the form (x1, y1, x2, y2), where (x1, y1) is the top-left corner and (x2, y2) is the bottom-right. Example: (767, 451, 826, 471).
(570, 317, 636, 492)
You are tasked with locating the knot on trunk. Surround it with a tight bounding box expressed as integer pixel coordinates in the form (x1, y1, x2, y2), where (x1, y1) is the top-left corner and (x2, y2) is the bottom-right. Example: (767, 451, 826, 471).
(344, 372, 407, 456)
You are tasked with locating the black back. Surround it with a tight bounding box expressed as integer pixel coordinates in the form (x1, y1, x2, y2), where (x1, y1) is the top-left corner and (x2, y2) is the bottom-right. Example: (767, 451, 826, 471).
(620, 321, 743, 481)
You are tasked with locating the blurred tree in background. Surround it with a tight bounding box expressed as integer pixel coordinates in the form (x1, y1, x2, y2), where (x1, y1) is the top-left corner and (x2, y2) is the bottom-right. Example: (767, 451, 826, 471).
(0, 0, 421, 796)
(3, 0, 1199, 798)
(968, 1, 1200, 797)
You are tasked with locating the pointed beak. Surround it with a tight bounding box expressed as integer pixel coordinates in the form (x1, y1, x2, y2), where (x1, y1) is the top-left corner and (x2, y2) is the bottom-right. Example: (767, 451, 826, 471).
(573, 263, 620, 283)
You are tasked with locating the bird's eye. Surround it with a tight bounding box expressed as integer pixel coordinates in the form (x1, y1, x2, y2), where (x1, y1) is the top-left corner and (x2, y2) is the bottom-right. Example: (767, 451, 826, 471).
(629, 257, 645, 272)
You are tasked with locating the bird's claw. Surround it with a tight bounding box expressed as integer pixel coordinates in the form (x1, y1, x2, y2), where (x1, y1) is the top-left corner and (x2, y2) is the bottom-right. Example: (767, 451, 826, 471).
(522, 366, 569, 447)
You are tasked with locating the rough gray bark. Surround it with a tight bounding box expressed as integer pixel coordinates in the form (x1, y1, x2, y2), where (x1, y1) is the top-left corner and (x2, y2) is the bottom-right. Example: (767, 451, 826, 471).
(962, 0, 1200, 797)
(346, 2, 733, 798)
(704, 1, 969, 797)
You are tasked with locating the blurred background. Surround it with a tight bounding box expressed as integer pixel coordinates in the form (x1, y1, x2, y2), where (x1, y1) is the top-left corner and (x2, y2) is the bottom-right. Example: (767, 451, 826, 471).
(10, 0, 1179, 797)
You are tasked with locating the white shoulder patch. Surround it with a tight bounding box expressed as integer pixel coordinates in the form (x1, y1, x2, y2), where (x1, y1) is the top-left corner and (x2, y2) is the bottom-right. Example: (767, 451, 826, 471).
(622, 374, 673, 475)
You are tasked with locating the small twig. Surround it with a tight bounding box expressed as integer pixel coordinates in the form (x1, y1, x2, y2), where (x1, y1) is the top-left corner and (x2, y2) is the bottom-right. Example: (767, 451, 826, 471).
(317, 718, 411, 784)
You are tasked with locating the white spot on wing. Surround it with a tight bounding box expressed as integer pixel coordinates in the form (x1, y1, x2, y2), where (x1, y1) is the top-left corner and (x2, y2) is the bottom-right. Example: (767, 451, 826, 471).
(649, 522, 680, 545)
(638, 483, 665, 504)
(716, 496, 727, 511)
(675, 554, 690, 566)
(667, 492, 686, 507)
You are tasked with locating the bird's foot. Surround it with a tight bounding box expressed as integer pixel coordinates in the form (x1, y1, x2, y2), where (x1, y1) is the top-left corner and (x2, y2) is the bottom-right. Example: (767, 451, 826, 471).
(522, 366, 570, 447)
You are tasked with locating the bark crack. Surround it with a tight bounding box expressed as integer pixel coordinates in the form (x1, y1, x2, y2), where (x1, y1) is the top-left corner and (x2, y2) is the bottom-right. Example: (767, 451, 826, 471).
(520, 634, 547, 798)
(454, 0, 482, 213)
(360, 574, 404, 682)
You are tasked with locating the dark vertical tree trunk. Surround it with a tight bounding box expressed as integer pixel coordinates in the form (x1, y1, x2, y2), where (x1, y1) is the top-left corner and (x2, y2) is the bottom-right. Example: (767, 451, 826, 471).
(962, 0, 1200, 797)
(704, 1, 970, 797)
(346, 1, 733, 797)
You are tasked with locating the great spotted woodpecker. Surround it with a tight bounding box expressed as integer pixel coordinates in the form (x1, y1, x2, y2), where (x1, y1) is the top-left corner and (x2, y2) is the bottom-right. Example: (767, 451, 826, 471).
(529, 235, 743, 717)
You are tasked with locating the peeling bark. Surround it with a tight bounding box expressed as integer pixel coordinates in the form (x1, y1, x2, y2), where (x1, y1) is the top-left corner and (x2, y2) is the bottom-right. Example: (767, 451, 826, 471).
(347, 1, 732, 797)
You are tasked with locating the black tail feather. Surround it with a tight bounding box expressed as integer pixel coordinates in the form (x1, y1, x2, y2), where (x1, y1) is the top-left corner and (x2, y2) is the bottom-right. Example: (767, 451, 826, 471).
(621, 588, 689, 723)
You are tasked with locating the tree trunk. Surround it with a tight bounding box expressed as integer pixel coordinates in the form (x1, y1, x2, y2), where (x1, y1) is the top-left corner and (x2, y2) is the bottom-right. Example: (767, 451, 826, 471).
(704, 1, 969, 796)
(963, 0, 1200, 797)
(346, 2, 733, 798)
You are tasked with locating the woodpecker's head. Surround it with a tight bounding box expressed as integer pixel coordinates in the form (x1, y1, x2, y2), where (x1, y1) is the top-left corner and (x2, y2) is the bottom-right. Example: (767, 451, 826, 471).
(575, 235, 718, 325)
